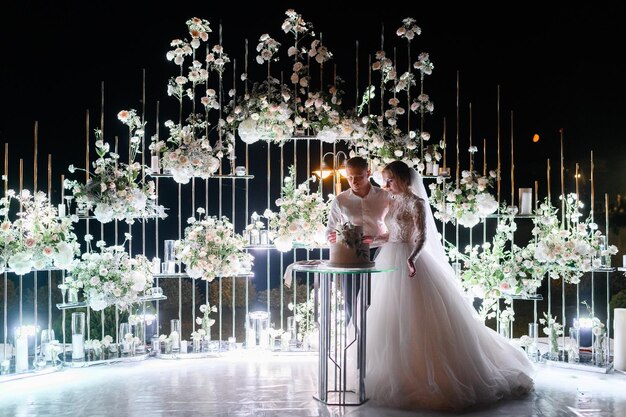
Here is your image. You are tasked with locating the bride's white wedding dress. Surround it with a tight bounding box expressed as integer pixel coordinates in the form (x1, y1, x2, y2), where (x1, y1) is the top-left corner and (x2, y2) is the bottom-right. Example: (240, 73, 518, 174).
(365, 178, 534, 411)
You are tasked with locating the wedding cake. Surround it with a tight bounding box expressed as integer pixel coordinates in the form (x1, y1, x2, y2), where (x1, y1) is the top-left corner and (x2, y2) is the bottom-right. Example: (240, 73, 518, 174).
(328, 223, 374, 268)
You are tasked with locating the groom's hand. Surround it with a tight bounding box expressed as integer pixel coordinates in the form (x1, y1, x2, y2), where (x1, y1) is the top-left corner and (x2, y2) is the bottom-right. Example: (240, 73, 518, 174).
(327, 231, 337, 243)
(407, 258, 416, 277)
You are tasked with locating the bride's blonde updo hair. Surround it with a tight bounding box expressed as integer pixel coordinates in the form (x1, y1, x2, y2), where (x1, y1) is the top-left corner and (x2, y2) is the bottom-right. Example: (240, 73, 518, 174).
(382, 160, 411, 193)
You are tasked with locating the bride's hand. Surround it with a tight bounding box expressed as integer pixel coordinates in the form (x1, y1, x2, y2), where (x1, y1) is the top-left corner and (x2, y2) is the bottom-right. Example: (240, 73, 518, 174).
(407, 258, 416, 277)
(362, 235, 374, 244)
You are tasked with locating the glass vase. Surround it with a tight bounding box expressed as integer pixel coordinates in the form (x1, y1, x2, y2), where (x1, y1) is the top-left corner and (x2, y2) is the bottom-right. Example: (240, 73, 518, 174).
(170, 319, 181, 353)
(499, 322, 511, 339)
(594, 334, 607, 366)
(71, 312, 85, 362)
(549, 333, 559, 361)
(568, 327, 579, 363)
(193, 339, 201, 353)
(528, 323, 539, 361)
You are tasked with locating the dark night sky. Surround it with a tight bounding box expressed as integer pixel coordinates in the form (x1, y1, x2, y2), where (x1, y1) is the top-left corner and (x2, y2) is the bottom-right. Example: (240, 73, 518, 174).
(1, 1, 625, 209)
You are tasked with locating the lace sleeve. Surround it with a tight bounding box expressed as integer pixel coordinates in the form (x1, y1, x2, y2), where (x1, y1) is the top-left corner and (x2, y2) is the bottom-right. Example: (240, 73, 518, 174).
(409, 197, 427, 261)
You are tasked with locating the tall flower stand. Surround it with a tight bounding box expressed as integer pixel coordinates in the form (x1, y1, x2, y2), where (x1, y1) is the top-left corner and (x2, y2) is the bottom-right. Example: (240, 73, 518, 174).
(292, 261, 395, 406)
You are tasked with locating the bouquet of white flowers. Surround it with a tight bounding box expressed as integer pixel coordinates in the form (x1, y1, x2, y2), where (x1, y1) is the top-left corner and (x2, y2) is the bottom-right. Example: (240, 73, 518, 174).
(176, 208, 253, 281)
(65, 110, 166, 224)
(532, 194, 617, 284)
(264, 166, 331, 252)
(0, 189, 80, 275)
(64, 235, 153, 311)
(429, 169, 498, 228)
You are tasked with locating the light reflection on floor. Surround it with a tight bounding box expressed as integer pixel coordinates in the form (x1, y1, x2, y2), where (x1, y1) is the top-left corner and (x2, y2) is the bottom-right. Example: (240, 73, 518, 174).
(0, 351, 625, 416)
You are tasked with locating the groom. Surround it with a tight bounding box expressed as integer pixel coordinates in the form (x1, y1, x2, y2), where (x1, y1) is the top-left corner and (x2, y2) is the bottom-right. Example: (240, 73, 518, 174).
(326, 156, 390, 320)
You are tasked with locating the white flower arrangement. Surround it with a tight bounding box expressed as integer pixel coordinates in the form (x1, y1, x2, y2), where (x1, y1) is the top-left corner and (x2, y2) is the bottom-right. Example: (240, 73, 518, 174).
(288, 286, 343, 343)
(428, 169, 498, 228)
(532, 194, 617, 284)
(64, 235, 154, 311)
(348, 18, 439, 175)
(222, 9, 345, 146)
(175, 208, 253, 281)
(448, 208, 545, 320)
(151, 17, 232, 184)
(0, 189, 80, 275)
(66, 110, 166, 224)
(264, 166, 331, 252)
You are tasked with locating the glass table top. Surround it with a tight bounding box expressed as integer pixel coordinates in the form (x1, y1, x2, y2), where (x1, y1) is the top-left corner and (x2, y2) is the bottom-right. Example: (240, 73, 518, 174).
(291, 260, 397, 274)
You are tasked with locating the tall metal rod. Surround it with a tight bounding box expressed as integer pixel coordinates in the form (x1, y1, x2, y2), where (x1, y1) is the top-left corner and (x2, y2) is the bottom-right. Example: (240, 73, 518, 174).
(178, 183, 182, 322)
(267, 142, 271, 317)
(33, 122, 39, 354)
(192, 178, 196, 333)
(497, 85, 501, 206)
(19, 159, 23, 328)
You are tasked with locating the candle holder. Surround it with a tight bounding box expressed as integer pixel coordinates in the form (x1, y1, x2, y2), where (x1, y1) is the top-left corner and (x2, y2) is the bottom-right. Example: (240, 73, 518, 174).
(246, 311, 270, 349)
(518, 188, 533, 215)
(528, 323, 539, 362)
(71, 312, 85, 362)
(119, 322, 132, 355)
(14, 327, 29, 372)
(170, 319, 181, 353)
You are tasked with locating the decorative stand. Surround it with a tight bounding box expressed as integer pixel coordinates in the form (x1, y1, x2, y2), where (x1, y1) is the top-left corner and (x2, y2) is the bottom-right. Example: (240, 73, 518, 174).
(292, 261, 395, 406)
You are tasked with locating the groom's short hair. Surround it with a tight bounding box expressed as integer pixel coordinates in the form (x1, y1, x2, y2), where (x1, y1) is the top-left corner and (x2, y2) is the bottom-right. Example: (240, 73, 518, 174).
(346, 157, 368, 171)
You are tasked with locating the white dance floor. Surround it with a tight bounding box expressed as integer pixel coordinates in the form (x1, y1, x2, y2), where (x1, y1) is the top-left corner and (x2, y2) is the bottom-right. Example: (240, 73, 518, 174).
(1, 351, 626, 416)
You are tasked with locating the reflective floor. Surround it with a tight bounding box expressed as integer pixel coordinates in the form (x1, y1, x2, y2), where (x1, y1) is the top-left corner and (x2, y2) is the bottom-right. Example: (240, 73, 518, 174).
(1, 351, 625, 416)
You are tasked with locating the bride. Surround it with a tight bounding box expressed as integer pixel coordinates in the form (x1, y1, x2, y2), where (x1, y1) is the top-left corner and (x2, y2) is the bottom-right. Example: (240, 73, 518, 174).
(365, 160, 534, 411)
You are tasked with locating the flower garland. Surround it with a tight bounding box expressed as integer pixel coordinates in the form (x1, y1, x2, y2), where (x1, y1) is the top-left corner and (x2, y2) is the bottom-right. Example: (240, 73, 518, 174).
(65, 110, 166, 224)
(0, 189, 79, 275)
(263, 166, 331, 252)
(175, 208, 253, 281)
(150, 17, 233, 184)
(428, 168, 498, 228)
(64, 234, 153, 311)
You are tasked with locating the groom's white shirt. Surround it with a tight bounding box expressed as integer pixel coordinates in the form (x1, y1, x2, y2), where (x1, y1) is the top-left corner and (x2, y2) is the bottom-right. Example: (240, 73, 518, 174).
(326, 185, 390, 248)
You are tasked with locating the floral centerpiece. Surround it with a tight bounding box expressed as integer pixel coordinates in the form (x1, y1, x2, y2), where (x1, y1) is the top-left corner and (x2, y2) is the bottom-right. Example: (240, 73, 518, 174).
(175, 208, 253, 281)
(347, 18, 441, 177)
(0, 189, 79, 275)
(149, 17, 233, 184)
(447, 206, 545, 320)
(263, 166, 330, 252)
(532, 194, 617, 284)
(63, 234, 154, 311)
(65, 110, 166, 224)
(429, 167, 498, 228)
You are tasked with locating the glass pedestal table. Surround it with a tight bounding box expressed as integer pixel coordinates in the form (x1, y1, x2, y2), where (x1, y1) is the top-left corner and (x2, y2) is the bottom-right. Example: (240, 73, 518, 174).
(292, 261, 396, 406)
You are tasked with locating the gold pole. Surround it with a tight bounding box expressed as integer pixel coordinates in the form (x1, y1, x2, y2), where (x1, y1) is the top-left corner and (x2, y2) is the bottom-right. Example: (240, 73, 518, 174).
(534, 180, 539, 211)
(47, 155, 52, 200)
(3, 143, 8, 196)
(483, 138, 487, 177)
(497, 85, 501, 205)
(547, 159, 551, 201)
(442, 117, 447, 171)
(575, 163, 580, 202)
(34, 121, 38, 193)
(560, 129, 565, 223)
(85, 110, 90, 182)
(469, 103, 473, 173)
(590, 150, 595, 220)
(456, 71, 460, 185)
(510, 110, 514, 206)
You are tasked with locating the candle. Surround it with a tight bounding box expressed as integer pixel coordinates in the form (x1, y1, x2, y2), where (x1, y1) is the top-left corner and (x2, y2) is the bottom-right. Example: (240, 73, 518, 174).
(152, 257, 161, 274)
(58, 203, 66, 217)
(616, 308, 626, 371)
(15, 334, 29, 373)
(281, 332, 291, 351)
(247, 328, 257, 349)
(180, 340, 188, 354)
(623, 255, 626, 268)
(432, 163, 439, 177)
(150, 155, 160, 174)
(519, 188, 533, 215)
(72, 334, 85, 362)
